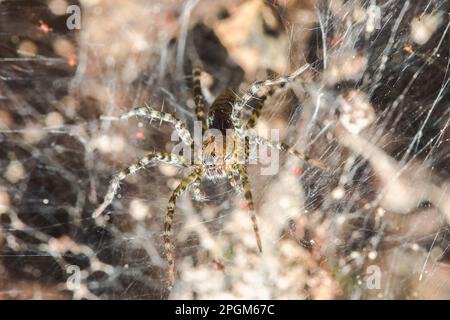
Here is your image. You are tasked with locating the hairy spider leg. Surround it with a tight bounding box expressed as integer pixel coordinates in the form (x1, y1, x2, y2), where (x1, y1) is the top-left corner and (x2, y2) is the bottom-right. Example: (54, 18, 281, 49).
(190, 178, 208, 201)
(92, 152, 187, 218)
(164, 170, 201, 288)
(235, 164, 262, 253)
(252, 136, 327, 169)
(231, 63, 310, 137)
(244, 68, 281, 129)
(102, 105, 193, 146)
(226, 167, 243, 193)
(245, 85, 276, 129)
(193, 66, 208, 133)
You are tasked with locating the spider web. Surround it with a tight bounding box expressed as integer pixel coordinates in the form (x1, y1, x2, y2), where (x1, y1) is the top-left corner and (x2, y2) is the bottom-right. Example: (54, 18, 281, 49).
(1, 0, 450, 300)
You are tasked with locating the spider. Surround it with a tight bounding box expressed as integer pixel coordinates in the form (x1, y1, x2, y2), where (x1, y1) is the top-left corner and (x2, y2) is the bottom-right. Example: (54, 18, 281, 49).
(92, 64, 327, 288)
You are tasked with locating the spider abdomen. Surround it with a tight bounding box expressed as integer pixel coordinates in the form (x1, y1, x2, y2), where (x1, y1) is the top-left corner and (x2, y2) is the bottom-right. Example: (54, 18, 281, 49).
(207, 89, 236, 135)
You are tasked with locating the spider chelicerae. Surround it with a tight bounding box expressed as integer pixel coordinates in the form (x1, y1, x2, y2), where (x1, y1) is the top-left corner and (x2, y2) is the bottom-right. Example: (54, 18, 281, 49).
(93, 64, 327, 288)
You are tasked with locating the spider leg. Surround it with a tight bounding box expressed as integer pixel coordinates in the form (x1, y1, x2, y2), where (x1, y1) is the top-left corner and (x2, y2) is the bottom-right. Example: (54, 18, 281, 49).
(245, 86, 276, 129)
(164, 170, 201, 288)
(235, 165, 262, 253)
(244, 69, 280, 129)
(233, 130, 251, 165)
(92, 152, 187, 218)
(231, 63, 310, 137)
(193, 66, 208, 132)
(253, 136, 327, 169)
(101, 105, 193, 146)
(226, 166, 243, 193)
(190, 177, 208, 201)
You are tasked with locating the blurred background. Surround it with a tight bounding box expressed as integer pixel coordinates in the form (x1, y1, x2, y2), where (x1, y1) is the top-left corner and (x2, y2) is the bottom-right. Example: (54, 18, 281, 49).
(1, 0, 450, 299)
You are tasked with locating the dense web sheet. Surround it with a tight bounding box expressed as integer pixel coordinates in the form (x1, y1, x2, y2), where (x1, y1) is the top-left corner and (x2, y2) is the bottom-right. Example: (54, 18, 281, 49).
(1, 0, 450, 299)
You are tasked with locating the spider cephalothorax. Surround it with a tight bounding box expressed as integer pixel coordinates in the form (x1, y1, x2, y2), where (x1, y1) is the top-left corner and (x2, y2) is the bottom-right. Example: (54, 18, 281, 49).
(202, 136, 230, 180)
(93, 65, 327, 288)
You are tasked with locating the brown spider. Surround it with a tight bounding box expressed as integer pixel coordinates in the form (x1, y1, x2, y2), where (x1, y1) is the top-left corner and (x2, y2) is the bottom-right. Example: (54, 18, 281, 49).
(92, 64, 327, 288)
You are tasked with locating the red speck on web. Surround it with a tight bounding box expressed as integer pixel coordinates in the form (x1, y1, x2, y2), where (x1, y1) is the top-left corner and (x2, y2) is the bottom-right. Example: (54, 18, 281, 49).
(239, 198, 250, 210)
(164, 12, 176, 25)
(404, 44, 414, 55)
(328, 35, 342, 48)
(213, 259, 225, 272)
(294, 166, 302, 177)
(136, 130, 145, 139)
(39, 21, 51, 33)
(67, 54, 77, 66)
